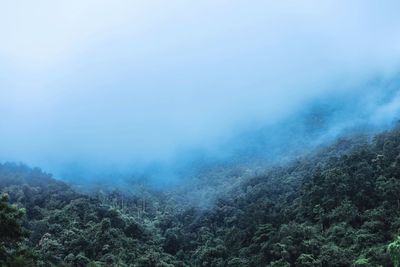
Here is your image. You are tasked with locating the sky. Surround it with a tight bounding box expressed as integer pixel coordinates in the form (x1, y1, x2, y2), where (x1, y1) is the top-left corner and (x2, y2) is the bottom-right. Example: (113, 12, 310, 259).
(1, 0, 400, 180)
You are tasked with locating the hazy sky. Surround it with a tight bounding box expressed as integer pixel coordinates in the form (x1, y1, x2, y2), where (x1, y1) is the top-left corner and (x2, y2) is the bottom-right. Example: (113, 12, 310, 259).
(1, 0, 400, 176)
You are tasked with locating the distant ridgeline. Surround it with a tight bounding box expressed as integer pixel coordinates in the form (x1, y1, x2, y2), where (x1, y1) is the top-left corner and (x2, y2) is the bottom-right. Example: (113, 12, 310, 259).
(2, 127, 400, 266)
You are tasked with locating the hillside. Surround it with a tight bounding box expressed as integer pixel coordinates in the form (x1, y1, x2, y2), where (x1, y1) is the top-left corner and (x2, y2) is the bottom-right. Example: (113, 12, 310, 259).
(2, 127, 400, 266)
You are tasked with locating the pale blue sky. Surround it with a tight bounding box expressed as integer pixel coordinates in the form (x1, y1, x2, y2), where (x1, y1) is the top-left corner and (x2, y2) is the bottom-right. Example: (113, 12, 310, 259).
(1, 0, 400, 176)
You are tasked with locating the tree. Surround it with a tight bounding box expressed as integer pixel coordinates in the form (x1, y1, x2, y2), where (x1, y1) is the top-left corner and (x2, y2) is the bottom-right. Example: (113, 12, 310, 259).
(388, 237, 400, 267)
(0, 193, 34, 266)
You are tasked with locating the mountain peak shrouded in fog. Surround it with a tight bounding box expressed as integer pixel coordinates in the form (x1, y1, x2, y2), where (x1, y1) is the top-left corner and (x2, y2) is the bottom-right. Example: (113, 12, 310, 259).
(1, 1, 400, 181)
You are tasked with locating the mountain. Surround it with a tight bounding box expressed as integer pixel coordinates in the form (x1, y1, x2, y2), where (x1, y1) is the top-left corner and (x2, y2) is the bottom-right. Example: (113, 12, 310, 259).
(2, 127, 400, 266)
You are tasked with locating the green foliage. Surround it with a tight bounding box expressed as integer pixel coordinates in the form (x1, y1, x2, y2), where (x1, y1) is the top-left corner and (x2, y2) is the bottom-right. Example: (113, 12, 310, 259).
(295, 254, 321, 267)
(353, 257, 369, 266)
(0, 193, 25, 243)
(0, 193, 35, 266)
(2, 127, 400, 266)
(388, 237, 400, 267)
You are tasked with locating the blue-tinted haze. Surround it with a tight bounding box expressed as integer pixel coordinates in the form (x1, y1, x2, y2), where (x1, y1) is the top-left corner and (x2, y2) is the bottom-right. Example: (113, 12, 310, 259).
(1, 1, 400, 183)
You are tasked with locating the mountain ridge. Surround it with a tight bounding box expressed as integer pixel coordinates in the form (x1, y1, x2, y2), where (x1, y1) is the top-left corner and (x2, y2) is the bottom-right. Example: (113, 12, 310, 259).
(1, 127, 400, 266)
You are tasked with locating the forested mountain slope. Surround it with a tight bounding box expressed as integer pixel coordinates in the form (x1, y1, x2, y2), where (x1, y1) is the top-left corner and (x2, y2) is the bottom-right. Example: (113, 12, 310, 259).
(2, 127, 400, 266)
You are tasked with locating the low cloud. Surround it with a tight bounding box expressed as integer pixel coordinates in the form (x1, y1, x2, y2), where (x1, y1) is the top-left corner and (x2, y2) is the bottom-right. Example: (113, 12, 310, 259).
(0, 1, 400, 182)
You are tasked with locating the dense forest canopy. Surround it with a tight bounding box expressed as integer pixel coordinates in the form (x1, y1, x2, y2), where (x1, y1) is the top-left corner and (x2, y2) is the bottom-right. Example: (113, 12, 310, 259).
(1, 126, 400, 266)
(2, 1, 400, 267)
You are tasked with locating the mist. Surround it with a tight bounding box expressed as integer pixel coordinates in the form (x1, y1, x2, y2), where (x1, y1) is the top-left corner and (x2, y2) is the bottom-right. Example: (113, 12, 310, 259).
(1, 0, 400, 185)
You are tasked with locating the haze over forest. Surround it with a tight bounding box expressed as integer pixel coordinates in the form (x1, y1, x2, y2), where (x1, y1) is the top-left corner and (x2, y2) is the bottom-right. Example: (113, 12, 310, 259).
(1, 0, 400, 185)
(4, 1, 400, 267)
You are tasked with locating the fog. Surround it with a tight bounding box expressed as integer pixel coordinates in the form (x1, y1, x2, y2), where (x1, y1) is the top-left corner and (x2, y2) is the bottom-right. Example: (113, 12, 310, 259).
(1, 1, 400, 185)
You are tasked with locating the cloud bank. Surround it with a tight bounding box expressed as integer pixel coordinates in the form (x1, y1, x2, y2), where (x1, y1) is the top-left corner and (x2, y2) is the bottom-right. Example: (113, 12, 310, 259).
(1, 0, 400, 180)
